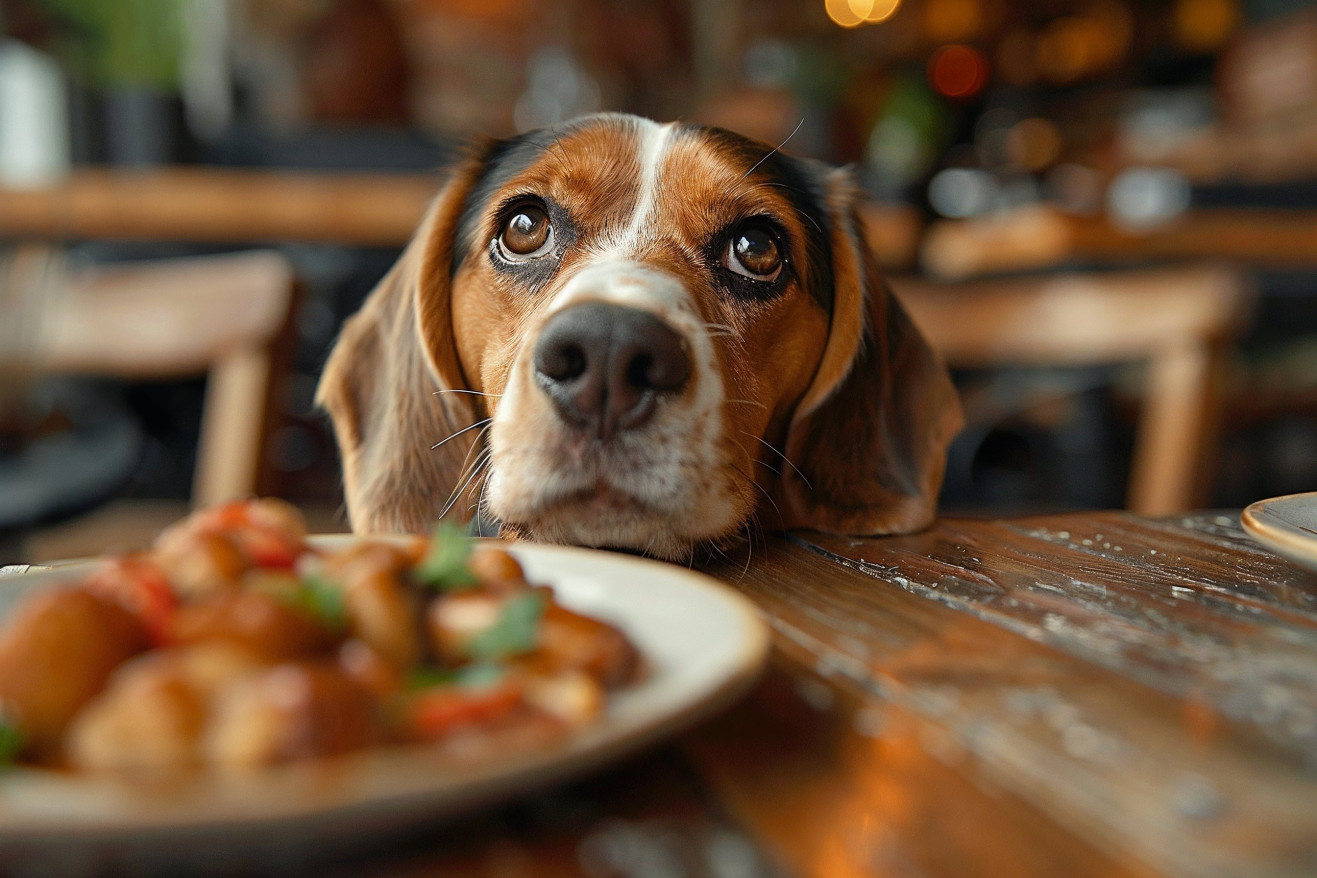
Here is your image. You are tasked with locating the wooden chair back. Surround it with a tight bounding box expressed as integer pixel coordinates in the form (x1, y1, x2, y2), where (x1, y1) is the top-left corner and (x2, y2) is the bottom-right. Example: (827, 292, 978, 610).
(11, 248, 297, 508)
(892, 264, 1252, 515)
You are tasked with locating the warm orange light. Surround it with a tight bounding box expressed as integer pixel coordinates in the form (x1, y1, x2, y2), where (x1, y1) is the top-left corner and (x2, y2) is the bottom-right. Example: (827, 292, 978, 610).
(928, 44, 988, 99)
(1035, 17, 1096, 83)
(826, 0, 864, 27)
(1175, 0, 1238, 51)
(855, 0, 902, 23)
(923, 0, 983, 43)
(826, 0, 902, 28)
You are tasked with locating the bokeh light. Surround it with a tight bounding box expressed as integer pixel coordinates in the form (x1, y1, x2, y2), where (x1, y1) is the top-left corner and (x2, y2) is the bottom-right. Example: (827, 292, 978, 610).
(1107, 167, 1192, 229)
(1175, 0, 1239, 51)
(927, 44, 988, 99)
(928, 167, 997, 218)
(1006, 117, 1063, 171)
(826, 0, 902, 28)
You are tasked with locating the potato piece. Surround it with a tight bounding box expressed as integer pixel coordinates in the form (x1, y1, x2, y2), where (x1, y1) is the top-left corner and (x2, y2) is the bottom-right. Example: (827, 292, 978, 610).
(340, 569, 420, 670)
(170, 591, 337, 662)
(522, 671, 604, 726)
(534, 602, 640, 688)
(426, 592, 504, 663)
(0, 588, 146, 756)
(67, 644, 264, 772)
(318, 543, 422, 669)
(205, 662, 380, 768)
(67, 661, 206, 771)
(466, 546, 527, 591)
(151, 531, 248, 599)
(337, 638, 404, 697)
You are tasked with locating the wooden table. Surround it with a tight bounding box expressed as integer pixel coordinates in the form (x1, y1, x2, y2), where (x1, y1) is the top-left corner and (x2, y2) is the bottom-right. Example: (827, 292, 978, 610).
(920, 205, 1317, 279)
(0, 168, 441, 246)
(270, 511, 1316, 878)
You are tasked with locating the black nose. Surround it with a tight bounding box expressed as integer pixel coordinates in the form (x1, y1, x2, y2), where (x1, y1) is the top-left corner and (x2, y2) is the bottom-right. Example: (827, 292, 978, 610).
(533, 302, 691, 441)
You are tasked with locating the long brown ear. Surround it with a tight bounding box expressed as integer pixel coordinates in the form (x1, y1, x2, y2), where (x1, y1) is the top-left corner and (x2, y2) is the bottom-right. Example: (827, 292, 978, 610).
(773, 169, 962, 535)
(316, 166, 483, 534)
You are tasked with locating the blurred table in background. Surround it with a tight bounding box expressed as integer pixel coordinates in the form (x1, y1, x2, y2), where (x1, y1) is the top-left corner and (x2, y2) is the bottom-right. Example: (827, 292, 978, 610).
(921, 205, 1317, 280)
(0, 168, 441, 246)
(0, 169, 929, 272)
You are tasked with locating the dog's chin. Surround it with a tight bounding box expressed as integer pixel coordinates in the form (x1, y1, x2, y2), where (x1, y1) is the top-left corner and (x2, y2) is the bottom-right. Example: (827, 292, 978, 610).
(495, 487, 734, 563)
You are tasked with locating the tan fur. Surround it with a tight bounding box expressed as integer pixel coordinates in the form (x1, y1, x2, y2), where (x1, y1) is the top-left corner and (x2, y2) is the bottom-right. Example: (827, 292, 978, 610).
(316, 162, 484, 534)
(771, 171, 963, 534)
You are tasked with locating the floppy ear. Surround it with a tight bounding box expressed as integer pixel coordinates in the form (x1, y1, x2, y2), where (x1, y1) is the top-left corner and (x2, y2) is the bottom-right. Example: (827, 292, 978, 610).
(773, 169, 962, 535)
(316, 164, 484, 534)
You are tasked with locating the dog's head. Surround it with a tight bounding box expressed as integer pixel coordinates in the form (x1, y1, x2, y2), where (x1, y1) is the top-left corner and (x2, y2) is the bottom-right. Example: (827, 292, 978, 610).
(318, 113, 961, 560)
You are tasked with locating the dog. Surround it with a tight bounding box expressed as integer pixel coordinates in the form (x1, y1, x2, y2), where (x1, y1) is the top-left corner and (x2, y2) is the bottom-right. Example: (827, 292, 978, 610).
(317, 113, 962, 561)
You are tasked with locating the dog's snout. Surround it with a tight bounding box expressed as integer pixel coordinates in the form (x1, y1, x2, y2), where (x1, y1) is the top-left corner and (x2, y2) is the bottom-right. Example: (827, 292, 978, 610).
(533, 302, 690, 441)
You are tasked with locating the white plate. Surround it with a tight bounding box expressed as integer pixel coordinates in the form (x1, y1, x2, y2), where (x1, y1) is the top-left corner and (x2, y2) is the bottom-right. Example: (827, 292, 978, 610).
(1241, 492, 1317, 572)
(0, 540, 770, 866)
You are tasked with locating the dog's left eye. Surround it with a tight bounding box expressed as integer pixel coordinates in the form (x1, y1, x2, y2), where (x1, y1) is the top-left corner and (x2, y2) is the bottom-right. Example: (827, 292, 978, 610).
(725, 222, 783, 281)
(498, 205, 554, 259)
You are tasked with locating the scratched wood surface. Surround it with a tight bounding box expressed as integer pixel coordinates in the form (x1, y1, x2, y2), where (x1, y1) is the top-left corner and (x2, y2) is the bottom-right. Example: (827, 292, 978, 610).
(8, 512, 1316, 877)
(685, 512, 1317, 878)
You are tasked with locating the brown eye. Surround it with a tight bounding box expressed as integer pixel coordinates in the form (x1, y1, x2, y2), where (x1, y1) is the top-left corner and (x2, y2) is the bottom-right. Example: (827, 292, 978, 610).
(726, 223, 783, 280)
(498, 205, 553, 258)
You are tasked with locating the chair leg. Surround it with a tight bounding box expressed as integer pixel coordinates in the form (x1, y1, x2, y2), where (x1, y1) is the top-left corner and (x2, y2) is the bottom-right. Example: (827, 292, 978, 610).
(192, 346, 271, 508)
(1127, 342, 1226, 515)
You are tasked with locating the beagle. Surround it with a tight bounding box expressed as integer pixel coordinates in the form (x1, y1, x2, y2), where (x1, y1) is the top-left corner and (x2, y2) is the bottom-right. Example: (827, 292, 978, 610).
(317, 113, 962, 561)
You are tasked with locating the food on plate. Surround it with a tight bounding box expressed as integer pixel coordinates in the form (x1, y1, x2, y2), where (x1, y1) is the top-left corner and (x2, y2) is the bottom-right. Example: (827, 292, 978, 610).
(0, 499, 640, 772)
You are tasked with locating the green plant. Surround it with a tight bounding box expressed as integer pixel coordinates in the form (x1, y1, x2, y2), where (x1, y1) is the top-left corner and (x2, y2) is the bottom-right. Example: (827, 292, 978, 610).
(35, 0, 184, 89)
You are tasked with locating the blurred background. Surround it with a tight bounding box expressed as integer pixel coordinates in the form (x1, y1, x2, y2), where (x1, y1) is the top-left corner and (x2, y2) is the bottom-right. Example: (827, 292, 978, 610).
(1, 0, 1315, 560)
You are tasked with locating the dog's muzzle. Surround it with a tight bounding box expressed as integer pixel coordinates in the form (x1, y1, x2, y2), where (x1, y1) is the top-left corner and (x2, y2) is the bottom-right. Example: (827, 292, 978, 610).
(532, 302, 691, 443)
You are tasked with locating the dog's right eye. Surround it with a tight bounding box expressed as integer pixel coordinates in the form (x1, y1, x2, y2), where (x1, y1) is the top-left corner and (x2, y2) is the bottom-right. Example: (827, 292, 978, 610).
(498, 206, 554, 259)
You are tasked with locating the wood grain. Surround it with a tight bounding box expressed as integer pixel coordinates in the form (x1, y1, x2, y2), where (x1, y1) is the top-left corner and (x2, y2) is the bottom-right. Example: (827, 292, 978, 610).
(688, 515, 1317, 878)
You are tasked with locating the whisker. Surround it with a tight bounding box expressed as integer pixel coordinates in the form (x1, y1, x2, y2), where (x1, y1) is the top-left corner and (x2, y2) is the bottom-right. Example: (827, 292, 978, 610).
(747, 474, 783, 526)
(432, 418, 492, 450)
(740, 521, 755, 579)
(468, 465, 495, 524)
(726, 458, 784, 537)
(439, 446, 492, 521)
(740, 431, 811, 489)
(741, 117, 805, 181)
(433, 389, 503, 398)
(437, 420, 493, 520)
(726, 398, 768, 410)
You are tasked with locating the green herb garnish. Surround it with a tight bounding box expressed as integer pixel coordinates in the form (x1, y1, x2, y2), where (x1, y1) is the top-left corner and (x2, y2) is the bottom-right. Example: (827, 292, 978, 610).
(407, 662, 507, 692)
(406, 666, 459, 691)
(403, 666, 505, 695)
(414, 521, 479, 591)
(464, 592, 546, 660)
(294, 573, 348, 630)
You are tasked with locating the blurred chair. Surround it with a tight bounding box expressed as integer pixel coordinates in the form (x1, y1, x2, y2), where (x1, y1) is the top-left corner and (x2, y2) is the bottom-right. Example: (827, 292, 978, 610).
(33, 249, 298, 507)
(4, 248, 297, 558)
(892, 264, 1252, 515)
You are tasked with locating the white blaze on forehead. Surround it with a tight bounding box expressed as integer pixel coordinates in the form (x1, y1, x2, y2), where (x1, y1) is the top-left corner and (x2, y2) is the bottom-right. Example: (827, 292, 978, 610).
(606, 119, 677, 256)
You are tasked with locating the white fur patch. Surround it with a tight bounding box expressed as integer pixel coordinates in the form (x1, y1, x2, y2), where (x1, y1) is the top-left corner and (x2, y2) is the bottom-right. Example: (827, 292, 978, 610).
(600, 119, 675, 257)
